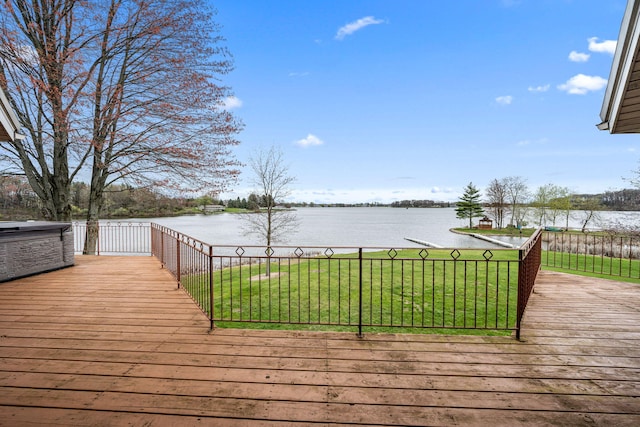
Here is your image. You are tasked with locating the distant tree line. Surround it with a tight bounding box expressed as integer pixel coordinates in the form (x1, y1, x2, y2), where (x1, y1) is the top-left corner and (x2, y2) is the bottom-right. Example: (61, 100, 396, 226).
(0, 176, 41, 218)
(390, 200, 452, 208)
(68, 183, 216, 219)
(601, 189, 640, 211)
(3, 175, 640, 223)
(226, 194, 285, 210)
(285, 202, 386, 207)
(0, 177, 218, 220)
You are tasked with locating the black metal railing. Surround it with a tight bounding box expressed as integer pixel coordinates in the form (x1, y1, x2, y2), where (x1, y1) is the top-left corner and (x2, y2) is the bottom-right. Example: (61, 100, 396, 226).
(542, 230, 640, 280)
(151, 223, 543, 337)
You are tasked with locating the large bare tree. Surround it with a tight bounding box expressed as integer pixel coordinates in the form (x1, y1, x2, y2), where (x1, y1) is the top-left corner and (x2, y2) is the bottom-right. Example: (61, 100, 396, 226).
(242, 146, 298, 249)
(503, 176, 530, 227)
(0, 0, 90, 221)
(485, 178, 507, 229)
(0, 0, 241, 253)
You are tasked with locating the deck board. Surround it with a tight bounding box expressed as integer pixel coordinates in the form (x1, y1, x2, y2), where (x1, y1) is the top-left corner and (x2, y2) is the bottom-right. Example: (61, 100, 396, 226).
(0, 256, 638, 426)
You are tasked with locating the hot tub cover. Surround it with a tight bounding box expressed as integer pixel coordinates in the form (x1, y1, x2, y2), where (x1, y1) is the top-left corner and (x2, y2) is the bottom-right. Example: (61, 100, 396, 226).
(0, 221, 72, 234)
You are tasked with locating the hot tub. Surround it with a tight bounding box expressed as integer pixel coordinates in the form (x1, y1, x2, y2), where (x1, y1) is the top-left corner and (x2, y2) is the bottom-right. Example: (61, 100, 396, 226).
(0, 221, 74, 282)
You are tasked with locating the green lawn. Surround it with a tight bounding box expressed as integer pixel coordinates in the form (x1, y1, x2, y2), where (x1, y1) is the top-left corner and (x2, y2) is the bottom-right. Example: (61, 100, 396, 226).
(181, 248, 520, 334)
(171, 228, 640, 336)
(456, 228, 640, 284)
(542, 250, 640, 283)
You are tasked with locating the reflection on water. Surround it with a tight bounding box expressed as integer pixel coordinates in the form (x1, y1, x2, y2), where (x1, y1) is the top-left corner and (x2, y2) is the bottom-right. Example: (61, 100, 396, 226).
(147, 207, 485, 248)
(120, 207, 640, 250)
(145, 207, 514, 249)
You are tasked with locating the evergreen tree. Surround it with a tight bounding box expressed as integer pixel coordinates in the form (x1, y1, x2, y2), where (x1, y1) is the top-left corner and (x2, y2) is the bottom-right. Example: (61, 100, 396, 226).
(456, 182, 485, 228)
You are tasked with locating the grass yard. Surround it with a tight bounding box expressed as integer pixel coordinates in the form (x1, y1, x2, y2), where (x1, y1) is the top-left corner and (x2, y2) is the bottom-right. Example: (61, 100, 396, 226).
(166, 227, 640, 336)
(542, 250, 640, 283)
(457, 227, 640, 284)
(180, 248, 521, 334)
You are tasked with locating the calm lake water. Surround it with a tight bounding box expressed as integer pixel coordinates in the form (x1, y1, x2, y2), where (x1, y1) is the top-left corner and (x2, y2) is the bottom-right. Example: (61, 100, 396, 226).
(138, 207, 640, 249)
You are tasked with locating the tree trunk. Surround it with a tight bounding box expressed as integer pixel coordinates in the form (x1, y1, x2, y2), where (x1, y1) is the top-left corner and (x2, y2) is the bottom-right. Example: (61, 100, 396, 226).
(52, 175, 72, 221)
(83, 186, 103, 255)
(83, 219, 100, 255)
(581, 211, 594, 233)
(83, 160, 107, 254)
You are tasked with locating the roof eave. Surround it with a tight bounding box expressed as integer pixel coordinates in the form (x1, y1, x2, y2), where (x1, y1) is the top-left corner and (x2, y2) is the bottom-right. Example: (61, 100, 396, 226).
(0, 87, 22, 142)
(599, 0, 640, 133)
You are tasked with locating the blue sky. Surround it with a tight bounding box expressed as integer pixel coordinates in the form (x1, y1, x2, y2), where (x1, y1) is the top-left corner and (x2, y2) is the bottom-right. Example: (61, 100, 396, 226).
(213, 0, 639, 204)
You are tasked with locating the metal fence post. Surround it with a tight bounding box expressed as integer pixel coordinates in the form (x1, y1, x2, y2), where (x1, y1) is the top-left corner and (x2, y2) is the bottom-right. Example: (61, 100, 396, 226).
(160, 230, 165, 268)
(516, 248, 525, 341)
(176, 238, 181, 289)
(209, 245, 215, 331)
(357, 248, 364, 338)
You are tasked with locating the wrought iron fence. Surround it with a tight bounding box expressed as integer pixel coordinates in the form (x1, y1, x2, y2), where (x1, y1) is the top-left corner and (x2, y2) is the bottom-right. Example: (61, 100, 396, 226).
(73, 221, 151, 255)
(542, 230, 640, 279)
(151, 223, 543, 337)
(517, 228, 542, 340)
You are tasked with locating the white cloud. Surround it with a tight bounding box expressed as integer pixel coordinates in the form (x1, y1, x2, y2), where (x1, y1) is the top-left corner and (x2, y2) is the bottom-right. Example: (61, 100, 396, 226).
(220, 96, 243, 110)
(557, 74, 607, 95)
(587, 37, 617, 55)
(568, 51, 590, 62)
(495, 95, 513, 105)
(335, 16, 384, 40)
(288, 71, 310, 77)
(0, 43, 38, 66)
(528, 84, 550, 93)
(295, 134, 324, 147)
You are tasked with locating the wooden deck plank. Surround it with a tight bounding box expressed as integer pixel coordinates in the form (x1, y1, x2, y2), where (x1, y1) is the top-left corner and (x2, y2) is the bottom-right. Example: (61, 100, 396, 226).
(3, 350, 638, 384)
(1, 369, 636, 397)
(3, 338, 639, 368)
(1, 384, 638, 418)
(1, 371, 638, 415)
(1, 407, 292, 427)
(0, 256, 639, 426)
(1, 388, 639, 427)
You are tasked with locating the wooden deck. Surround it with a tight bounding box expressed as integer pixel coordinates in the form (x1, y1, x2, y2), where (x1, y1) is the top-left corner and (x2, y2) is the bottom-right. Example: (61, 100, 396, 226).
(0, 256, 638, 426)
